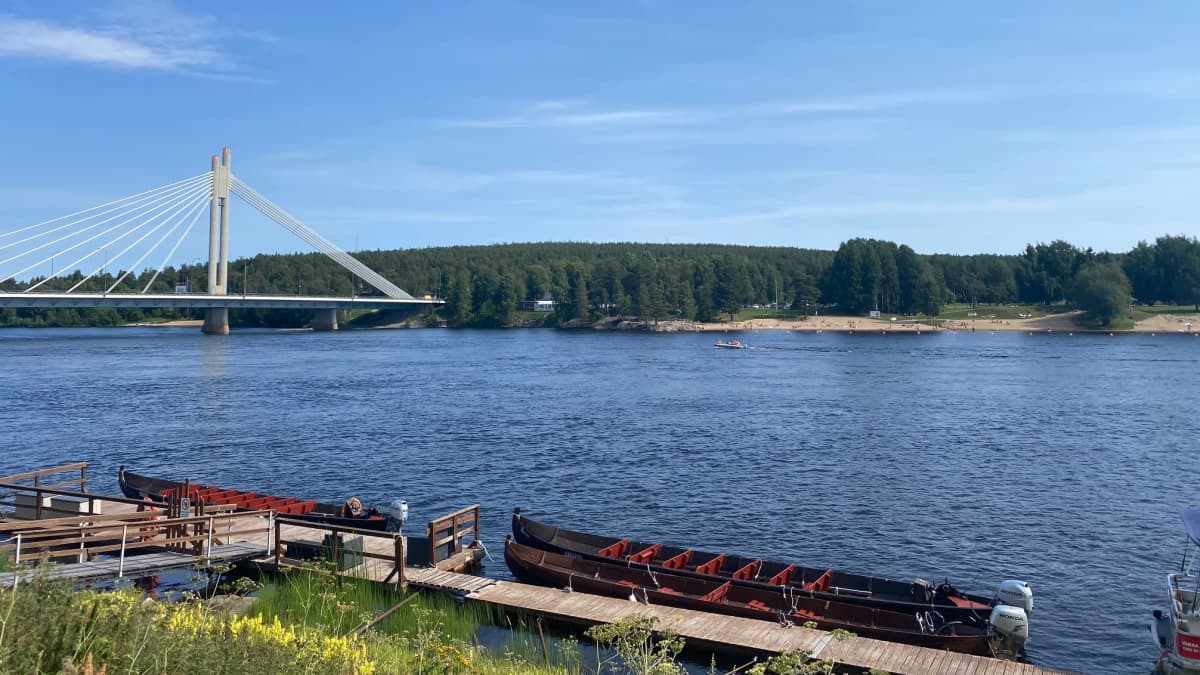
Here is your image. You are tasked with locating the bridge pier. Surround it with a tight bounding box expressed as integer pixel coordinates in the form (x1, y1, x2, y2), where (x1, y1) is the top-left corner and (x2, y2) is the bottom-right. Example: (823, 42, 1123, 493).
(202, 308, 230, 335)
(312, 308, 338, 332)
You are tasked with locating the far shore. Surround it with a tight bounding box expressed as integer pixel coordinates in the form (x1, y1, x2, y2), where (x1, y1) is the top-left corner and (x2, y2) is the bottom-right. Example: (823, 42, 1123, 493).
(117, 310, 1200, 334)
(664, 310, 1200, 335)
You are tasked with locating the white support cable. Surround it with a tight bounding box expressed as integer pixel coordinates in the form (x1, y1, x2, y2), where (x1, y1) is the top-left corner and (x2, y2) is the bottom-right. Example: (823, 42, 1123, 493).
(229, 180, 385, 283)
(106, 191, 211, 293)
(0, 172, 212, 241)
(0, 174, 212, 253)
(65, 187, 211, 294)
(229, 176, 411, 299)
(14, 181, 210, 289)
(0, 175, 211, 272)
(19, 182, 211, 291)
(141, 199, 209, 293)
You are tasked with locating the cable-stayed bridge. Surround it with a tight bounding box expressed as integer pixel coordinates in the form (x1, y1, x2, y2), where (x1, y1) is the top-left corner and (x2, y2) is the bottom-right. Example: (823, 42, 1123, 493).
(0, 148, 440, 334)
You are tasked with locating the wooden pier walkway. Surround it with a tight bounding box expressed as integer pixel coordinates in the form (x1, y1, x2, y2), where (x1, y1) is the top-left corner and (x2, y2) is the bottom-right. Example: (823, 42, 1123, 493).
(0, 542, 263, 588)
(406, 571, 1070, 675)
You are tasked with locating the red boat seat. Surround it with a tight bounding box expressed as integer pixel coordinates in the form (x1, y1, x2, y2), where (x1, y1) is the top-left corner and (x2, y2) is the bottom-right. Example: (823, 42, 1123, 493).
(694, 554, 726, 576)
(732, 560, 761, 581)
(616, 579, 638, 588)
(804, 569, 833, 593)
(700, 581, 732, 604)
(598, 539, 630, 558)
(768, 564, 795, 586)
(747, 600, 772, 612)
(662, 550, 693, 569)
(657, 587, 681, 595)
(628, 543, 661, 564)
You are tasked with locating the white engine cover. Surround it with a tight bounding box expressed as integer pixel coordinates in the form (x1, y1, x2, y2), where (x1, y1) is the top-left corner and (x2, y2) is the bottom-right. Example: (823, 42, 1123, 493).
(989, 604, 1030, 647)
(997, 580, 1033, 612)
(389, 498, 408, 526)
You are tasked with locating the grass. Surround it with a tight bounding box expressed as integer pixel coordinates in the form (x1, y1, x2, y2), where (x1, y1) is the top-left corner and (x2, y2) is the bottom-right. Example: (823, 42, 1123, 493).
(1135, 304, 1199, 315)
(937, 303, 1071, 321)
(0, 560, 867, 674)
(250, 564, 578, 674)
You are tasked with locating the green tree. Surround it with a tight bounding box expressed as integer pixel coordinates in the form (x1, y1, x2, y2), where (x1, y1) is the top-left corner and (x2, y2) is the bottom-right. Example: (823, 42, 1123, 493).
(445, 273, 473, 326)
(1072, 261, 1131, 326)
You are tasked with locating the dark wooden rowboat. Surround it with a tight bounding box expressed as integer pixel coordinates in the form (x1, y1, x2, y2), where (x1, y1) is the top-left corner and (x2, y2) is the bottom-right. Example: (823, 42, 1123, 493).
(511, 510, 994, 626)
(118, 466, 388, 530)
(505, 538, 992, 654)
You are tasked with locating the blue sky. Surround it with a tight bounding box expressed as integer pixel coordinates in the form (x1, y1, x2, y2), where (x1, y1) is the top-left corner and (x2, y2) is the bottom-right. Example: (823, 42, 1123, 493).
(1, 1, 1198, 268)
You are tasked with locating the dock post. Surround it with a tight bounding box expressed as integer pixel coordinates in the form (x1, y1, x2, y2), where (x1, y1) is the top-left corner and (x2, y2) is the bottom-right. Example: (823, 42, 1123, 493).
(80, 464, 87, 493)
(205, 515, 214, 563)
(272, 514, 280, 562)
(13, 533, 20, 564)
(394, 536, 405, 589)
(118, 526, 127, 577)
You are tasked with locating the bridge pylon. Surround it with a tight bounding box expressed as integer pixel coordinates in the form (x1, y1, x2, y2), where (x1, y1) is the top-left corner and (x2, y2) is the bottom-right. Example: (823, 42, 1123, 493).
(202, 147, 232, 335)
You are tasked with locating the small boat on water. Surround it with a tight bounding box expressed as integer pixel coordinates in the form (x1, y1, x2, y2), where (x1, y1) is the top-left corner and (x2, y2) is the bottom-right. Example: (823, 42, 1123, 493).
(715, 339, 747, 349)
(118, 466, 397, 531)
(1151, 509, 1200, 674)
(511, 509, 1031, 633)
(504, 538, 995, 654)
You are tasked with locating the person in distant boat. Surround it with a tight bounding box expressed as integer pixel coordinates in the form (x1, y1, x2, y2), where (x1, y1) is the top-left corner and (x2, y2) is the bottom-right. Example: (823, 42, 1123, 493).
(339, 496, 383, 519)
(341, 497, 364, 518)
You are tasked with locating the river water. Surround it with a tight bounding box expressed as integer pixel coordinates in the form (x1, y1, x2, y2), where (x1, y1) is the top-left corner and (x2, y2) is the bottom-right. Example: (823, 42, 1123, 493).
(1, 326, 1195, 674)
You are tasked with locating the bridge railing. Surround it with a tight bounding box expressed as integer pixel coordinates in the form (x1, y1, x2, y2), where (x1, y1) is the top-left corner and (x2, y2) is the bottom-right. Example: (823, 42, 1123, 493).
(0, 510, 273, 574)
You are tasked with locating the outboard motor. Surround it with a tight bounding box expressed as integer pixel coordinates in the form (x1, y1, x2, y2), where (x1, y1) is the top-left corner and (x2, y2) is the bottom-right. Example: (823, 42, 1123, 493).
(996, 580, 1034, 612)
(988, 604, 1030, 654)
(386, 498, 408, 533)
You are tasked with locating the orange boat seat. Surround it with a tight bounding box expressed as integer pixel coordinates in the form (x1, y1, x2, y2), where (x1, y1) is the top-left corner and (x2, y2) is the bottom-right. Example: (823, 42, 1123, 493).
(598, 539, 630, 558)
(804, 569, 833, 593)
(694, 554, 726, 576)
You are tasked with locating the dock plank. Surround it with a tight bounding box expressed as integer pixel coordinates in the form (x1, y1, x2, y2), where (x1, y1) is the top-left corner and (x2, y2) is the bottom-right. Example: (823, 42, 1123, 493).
(461, 582, 1067, 675)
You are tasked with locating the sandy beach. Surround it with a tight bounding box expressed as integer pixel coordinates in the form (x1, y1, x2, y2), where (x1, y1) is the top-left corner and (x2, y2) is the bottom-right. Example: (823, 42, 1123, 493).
(128, 313, 1200, 334)
(684, 310, 1200, 334)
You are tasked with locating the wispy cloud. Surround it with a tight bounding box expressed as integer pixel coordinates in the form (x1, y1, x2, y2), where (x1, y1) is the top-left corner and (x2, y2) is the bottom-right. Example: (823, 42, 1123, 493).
(0, 3, 272, 77)
(443, 88, 1007, 130)
(445, 99, 701, 129)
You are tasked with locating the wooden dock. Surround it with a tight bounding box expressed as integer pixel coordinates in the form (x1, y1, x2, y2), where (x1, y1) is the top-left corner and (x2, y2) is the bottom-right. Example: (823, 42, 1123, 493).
(0, 542, 263, 588)
(0, 463, 487, 590)
(406, 571, 1070, 675)
(0, 464, 1072, 674)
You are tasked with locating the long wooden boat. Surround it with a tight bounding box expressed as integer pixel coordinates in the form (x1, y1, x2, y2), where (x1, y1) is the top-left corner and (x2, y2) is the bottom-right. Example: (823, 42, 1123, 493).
(511, 510, 998, 626)
(505, 538, 993, 654)
(118, 466, 388, 530)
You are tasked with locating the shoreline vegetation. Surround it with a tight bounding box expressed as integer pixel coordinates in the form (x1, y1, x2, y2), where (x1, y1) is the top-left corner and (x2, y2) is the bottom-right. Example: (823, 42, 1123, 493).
(122, 306, 1200, 334)
(3, 236, 1198, 332)
(0, 566, 864, 675)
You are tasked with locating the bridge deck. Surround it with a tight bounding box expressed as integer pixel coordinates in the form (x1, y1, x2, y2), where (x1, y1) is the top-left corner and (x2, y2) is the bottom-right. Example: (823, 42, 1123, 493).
(404, 571, 1069, 675)
(0, 542, 263, 589)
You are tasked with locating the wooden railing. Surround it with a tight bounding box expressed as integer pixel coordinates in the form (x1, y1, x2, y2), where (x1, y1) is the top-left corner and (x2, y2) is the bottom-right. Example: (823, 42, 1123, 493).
(273, 517, 406, 587)
(0, 510, 272, 574)
(427, 504, 480, 565)
(0, 481, 153, 521)
(0, 462, 89, 494)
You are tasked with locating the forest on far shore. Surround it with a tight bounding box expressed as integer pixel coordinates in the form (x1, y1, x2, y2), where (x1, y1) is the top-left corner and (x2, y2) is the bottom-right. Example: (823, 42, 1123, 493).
(1, 235, 1197, 328)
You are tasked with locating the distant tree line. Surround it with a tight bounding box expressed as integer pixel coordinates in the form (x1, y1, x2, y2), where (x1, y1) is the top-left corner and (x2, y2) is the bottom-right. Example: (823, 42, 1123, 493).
(1, 236, 1197, 328)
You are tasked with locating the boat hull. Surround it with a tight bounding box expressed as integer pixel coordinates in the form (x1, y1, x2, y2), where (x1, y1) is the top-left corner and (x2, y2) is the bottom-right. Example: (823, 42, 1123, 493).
(117, 467, 389, 531)
(511, 510, 994, 625)
(505, 539, 990, 654)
